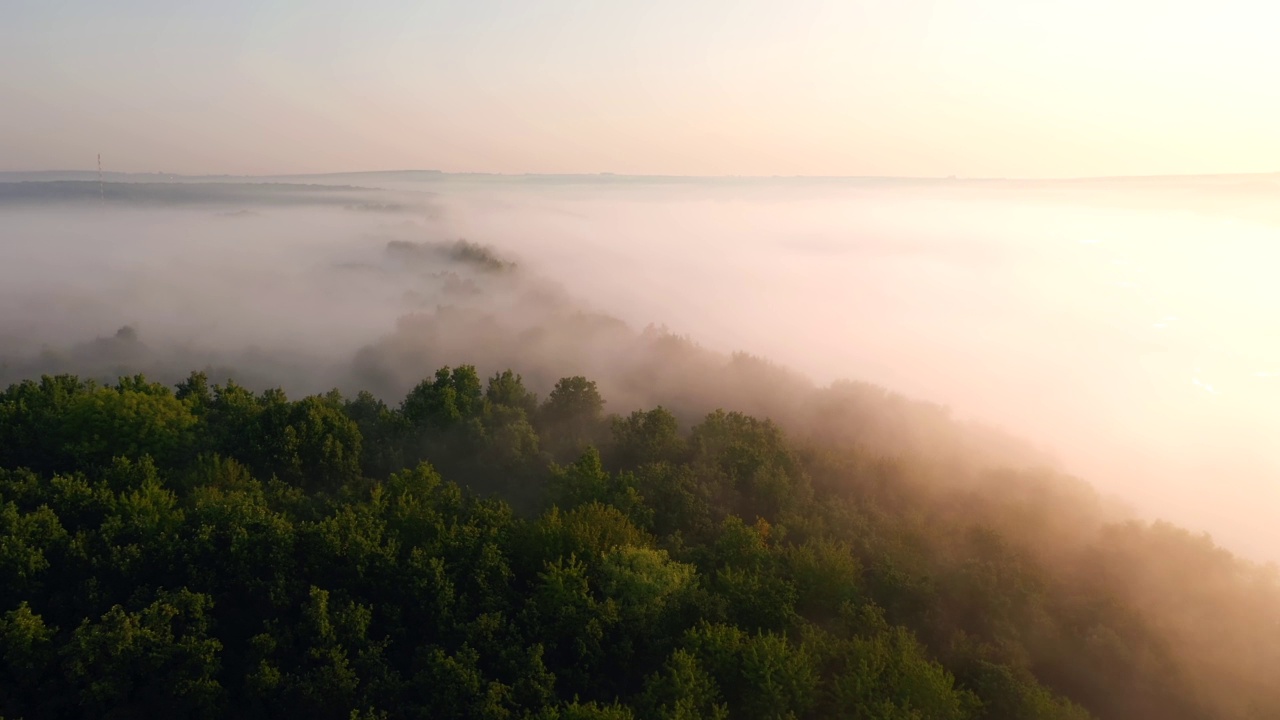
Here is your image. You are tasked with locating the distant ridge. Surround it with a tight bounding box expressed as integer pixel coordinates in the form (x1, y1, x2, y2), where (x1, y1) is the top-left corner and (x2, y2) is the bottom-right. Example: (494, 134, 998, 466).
(2, 169, 1277, 186)
(0, 180, 433, 212)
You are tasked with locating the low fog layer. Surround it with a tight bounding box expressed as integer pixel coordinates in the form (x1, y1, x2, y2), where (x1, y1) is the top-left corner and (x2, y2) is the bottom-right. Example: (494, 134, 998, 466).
(1, 173, 1277, 561)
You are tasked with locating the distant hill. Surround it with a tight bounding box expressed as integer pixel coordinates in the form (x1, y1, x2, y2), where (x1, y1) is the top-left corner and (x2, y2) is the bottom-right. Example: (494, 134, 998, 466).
(0, 180, 434, 212)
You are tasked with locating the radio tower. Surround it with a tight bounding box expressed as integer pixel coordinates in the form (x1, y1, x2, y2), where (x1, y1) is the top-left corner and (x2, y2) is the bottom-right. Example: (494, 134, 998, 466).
(98, 153, 104, 203)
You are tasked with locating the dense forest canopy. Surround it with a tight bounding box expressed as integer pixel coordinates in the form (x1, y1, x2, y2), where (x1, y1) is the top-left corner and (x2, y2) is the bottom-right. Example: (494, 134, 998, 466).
(1, 187, 1277, 718)
(1, 359, 1277, 719)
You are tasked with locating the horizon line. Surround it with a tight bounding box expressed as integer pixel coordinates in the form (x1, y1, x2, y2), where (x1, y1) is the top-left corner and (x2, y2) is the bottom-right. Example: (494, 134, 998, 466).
(3, 168, 1279, 183)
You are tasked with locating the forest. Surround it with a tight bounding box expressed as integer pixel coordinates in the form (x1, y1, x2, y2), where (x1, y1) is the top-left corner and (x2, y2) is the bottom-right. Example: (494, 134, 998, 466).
(7, 0, 1280, 713)
(1, 360, 1277, 719)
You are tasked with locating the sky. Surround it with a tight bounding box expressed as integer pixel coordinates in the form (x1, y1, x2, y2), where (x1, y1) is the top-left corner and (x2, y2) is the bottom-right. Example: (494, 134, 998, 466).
(3, 0, 1278, 177)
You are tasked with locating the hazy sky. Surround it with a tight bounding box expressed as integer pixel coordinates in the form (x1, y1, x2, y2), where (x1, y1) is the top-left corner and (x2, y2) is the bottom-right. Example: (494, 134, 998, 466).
(3, 0, 1277, 177)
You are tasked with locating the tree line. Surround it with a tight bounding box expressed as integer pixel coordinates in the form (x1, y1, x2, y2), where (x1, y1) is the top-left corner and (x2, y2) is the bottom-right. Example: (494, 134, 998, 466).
(1, 367, 1276, 719)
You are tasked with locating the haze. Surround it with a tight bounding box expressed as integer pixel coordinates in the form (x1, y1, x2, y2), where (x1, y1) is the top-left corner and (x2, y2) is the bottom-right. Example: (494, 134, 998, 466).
(3, 0, 1279, 177)
(1, 174, 1277, 564)
(2, 1, 1279, 554)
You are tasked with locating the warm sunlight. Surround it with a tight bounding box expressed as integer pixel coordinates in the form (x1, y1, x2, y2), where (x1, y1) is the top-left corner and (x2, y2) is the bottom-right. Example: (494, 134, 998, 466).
(4, 1, 1278, 176)
(2, 2, 1278, 720)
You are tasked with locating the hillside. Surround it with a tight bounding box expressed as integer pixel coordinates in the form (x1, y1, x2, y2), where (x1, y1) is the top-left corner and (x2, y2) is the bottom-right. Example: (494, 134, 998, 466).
(1, 362, 1276, 719)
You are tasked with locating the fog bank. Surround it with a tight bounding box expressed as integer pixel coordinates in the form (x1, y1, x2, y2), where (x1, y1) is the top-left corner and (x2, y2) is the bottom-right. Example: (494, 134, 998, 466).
(1, 173, 1277, 561)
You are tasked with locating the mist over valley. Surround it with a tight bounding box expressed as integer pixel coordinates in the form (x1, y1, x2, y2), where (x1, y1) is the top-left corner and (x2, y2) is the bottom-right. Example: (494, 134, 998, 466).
(2, 171, 1278, 720)
(3, 172, 1276, 560)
